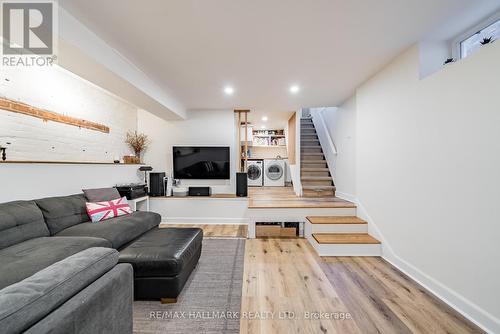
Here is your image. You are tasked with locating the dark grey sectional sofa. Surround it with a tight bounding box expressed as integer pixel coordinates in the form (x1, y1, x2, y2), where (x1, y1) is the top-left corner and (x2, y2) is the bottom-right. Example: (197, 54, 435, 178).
(0, 193, 203, 334)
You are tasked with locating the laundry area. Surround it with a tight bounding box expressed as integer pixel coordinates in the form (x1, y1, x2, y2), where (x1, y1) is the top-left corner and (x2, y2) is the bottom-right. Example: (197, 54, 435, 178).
(239, 112, 293, 189)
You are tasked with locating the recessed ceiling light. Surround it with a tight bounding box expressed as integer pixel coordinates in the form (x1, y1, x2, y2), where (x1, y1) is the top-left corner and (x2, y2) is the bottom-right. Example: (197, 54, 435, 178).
(289, 85, 300, 94)
(224, 86, 234, 95)
(261, 116, 268, 121)
(260, 125, 266, 129)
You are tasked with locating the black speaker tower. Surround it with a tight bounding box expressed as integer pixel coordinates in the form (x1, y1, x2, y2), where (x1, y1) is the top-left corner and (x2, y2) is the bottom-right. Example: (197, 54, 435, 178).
(236, 172, 248, 197)
(149, 172, 166, 197)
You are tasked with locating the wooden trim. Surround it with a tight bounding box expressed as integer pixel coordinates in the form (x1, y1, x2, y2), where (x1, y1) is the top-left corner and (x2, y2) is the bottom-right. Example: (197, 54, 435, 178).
(287, 113, 296, 164)
(237, 111, 241, 172)
(244, 111, 248, 171)
(0, 160, 143, 165)
(0, 97, 110, 133)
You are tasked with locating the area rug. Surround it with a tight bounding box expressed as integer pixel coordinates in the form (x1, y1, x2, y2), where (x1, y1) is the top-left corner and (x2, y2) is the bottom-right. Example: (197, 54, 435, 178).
(133, 238, 245, 334)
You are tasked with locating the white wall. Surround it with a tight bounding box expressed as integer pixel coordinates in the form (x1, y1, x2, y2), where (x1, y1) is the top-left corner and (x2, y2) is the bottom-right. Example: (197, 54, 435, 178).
(319, 100, 357, 199)
(138, 109, 237, 194)
(330, 42, 500, 332)
(0, 65, 137, 162)
(0, 163, 142, 203)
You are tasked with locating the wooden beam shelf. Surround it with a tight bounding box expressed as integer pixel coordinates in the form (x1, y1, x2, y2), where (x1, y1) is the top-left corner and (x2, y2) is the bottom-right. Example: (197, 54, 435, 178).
(0, 97, 110, 133)
(0, 160, 144, 165)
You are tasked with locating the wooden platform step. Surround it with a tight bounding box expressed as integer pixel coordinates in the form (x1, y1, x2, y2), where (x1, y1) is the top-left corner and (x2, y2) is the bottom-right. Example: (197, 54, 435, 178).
(312, 233, 380, 244)
(307, 216, 367, 224)
(301, 146, 322, 149)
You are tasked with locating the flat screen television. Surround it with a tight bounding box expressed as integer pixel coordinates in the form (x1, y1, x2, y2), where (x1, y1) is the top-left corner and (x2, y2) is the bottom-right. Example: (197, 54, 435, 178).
(173, 146, 230, 179)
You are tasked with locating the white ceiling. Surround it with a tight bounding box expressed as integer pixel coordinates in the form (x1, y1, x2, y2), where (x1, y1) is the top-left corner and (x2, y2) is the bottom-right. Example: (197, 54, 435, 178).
(60, 0, 499, 120)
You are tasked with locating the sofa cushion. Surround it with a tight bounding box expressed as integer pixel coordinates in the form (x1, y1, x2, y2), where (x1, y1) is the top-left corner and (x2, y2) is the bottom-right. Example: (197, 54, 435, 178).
(119, 227, 203, 277)
(83, 187, 121, 202)
(0, 236, 111, 290)
(56, 211, 161, 249)
(0, 201, 49, 250)
(35, 194, 90, 235)
(0, 247, 119, 334)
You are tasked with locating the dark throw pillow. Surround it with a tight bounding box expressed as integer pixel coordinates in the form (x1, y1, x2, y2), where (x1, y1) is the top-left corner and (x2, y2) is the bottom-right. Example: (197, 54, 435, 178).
(82, 187, 121, 202)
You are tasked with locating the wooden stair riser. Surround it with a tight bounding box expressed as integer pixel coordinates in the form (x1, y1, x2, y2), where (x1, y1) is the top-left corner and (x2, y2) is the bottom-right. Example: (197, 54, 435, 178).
(302, 155, 325, 161)
(301, 125, 315, 129)
(301, 171, 330, 177)
(302, 180, 333, 186)
(301, 129, 317, 134)
(301, 162, 328, 168)
(301, 146, 322, 152)
(302, 189, 335, 197)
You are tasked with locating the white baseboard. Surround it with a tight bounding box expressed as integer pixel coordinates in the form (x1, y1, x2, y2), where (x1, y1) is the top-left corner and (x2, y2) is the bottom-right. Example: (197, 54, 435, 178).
(335, 193, 499, 334)
(161, 217, 249, 225)
(335, 191, 357, 204)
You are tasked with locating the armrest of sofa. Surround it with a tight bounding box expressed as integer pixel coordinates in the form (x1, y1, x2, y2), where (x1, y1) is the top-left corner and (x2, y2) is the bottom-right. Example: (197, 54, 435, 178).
(0, 247, 119, 334)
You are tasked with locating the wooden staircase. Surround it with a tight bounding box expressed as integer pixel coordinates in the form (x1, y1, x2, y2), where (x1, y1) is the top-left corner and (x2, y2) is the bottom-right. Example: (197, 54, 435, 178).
(300, 117, 336, 197)
(305, 216, 381, 256)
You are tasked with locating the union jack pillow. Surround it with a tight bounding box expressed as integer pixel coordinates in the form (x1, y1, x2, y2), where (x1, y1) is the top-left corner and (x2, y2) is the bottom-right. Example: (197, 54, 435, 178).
(86, 197, 132, 223)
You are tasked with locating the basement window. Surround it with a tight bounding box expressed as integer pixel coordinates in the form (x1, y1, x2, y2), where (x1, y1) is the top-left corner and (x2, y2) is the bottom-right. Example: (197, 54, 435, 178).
(459, 18, 499, 59)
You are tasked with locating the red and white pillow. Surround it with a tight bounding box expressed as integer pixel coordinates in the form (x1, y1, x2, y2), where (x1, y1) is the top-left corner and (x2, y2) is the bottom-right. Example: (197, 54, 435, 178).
(86, 197, 132, 223)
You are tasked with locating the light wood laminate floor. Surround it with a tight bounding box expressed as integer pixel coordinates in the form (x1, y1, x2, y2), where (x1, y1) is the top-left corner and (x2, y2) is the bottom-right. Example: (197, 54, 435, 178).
(240, 238, 483, 334)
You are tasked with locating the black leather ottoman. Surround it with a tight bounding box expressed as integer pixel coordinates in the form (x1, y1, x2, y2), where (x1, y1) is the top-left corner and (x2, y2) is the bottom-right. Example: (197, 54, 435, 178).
(118, 227, 203, 302)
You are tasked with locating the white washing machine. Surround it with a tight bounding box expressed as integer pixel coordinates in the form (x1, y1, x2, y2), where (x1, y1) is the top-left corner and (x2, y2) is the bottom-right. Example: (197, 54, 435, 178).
(247, 160, 263, 186)
(264, 159, 285, 187)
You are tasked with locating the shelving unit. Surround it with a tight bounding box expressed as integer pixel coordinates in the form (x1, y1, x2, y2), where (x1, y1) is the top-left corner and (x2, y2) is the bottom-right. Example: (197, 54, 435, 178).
(252, 130, 286, 147)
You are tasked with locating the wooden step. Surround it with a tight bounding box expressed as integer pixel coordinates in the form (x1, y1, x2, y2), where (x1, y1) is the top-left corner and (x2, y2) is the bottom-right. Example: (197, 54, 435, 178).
(303, 189, 335, 198)
(307, 218, 368, 234)
(302, 185, 336, 198)
(307, 216, 367, 224)
(301, 160, 326, 164)
(312, 233, 380, 244)
(302, 181, 333, 187)
(302, 152, 324, 156)
(301, 146, 322, 150)
(302, 176, 332, 181)
(301, 149, 322, 154)
(301, 163, 328, 169)
(301, 167, 329, 172)
(301, 171, 330, 177)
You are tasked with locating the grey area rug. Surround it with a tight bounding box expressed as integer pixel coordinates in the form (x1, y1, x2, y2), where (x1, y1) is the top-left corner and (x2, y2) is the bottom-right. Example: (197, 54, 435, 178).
(133, 238, 245, 334)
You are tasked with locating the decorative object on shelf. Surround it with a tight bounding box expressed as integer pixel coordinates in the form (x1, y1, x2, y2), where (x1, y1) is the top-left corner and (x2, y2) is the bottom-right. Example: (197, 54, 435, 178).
(0, 146, 6, 161)
(123, 155, 140, 164)
(125, 131, 150, 163)
(0, 97, 110, 133)
(443, 58, 455, 65)
(480, 37, 493, 45)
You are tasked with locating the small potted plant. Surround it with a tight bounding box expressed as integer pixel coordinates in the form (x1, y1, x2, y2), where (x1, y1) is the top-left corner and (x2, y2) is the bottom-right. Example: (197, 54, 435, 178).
(125, 131, 150, 164)
(480, 36, 494, 45)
